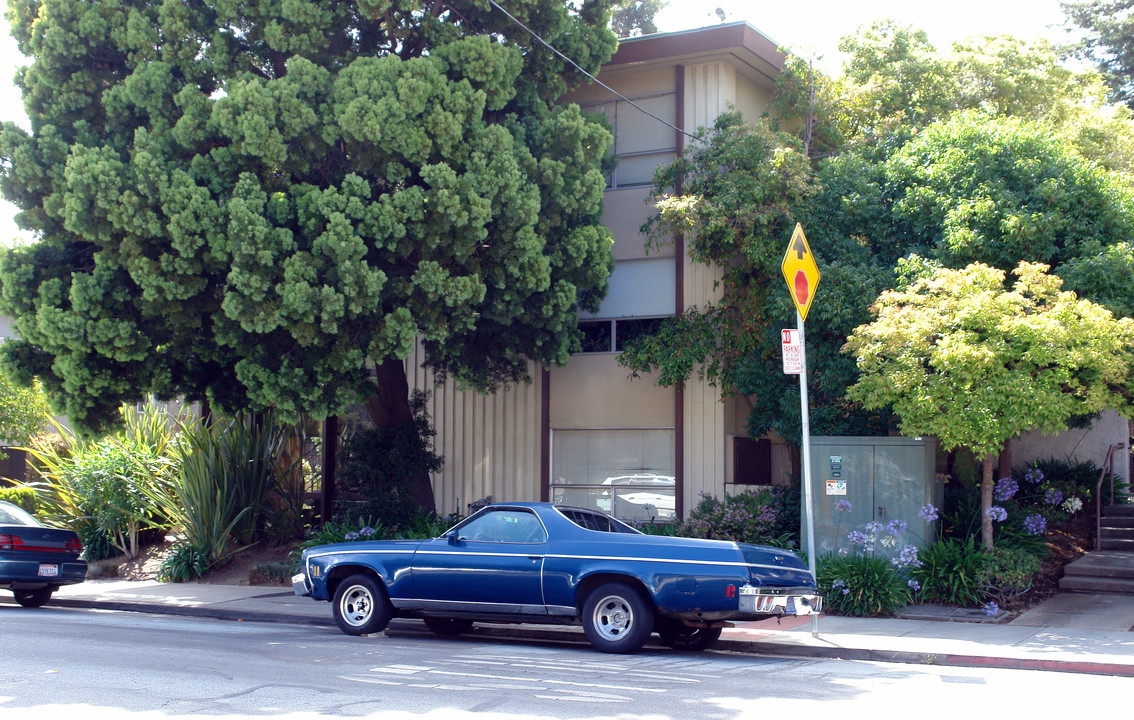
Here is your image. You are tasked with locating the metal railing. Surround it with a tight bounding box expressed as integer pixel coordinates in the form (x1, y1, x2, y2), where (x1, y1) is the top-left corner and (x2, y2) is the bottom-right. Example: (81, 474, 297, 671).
(1096, 443, 1125, 545)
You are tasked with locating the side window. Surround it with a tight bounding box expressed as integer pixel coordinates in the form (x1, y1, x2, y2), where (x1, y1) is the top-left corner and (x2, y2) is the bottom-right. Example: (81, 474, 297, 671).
(458, 509, 547, 543)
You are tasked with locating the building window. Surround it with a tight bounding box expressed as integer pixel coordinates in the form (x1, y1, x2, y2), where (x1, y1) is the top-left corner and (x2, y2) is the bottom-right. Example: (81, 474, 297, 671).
(582, 92, 677, 189)
(550, 428, 675, 522)
(734, 437, 772, 485)
(576, 318, 665, 353)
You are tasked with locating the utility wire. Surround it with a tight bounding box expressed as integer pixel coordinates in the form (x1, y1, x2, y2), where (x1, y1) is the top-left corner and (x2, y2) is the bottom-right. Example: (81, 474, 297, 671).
(486, 0, 696, 140)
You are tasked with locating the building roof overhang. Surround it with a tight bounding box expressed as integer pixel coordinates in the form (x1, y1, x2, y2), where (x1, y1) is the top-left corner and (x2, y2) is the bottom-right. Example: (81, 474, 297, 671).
(606, 22, 786, 93)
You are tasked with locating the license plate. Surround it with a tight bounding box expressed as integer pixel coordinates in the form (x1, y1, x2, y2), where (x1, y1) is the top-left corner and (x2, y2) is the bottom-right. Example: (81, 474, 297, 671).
(786, 597, 796, 614)
(37, 564, 59, 577)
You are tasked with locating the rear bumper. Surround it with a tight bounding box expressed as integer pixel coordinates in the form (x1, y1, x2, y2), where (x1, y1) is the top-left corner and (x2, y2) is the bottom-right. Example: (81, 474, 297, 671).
(739, 585, 823, 615)
(1, 558, 88, 590)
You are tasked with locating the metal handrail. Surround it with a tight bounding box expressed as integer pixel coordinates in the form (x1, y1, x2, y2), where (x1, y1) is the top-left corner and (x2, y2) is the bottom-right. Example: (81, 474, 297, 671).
(1096, 443, 1125, 545)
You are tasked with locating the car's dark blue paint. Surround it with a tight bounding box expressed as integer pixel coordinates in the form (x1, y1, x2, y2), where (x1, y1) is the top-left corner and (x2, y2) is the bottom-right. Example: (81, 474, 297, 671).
(0, 500, 87, 608)
(294, 502, 821, 652)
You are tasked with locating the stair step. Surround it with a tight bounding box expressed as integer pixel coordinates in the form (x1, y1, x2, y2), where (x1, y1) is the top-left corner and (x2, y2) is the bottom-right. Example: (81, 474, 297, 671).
(1101, 527, 1134, 539)
(1063, 551, 1134, 580)
(1103, 504, 1134, 517)
(1100, 538, 1134, 551)
(1059, 575, 1134, 594)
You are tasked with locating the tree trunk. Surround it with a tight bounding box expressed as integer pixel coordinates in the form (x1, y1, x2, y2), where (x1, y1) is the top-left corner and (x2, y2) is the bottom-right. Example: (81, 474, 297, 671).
(364, 358, 437, 514)
(981, 453, 996, 549)
(998, 442, 1012, 485)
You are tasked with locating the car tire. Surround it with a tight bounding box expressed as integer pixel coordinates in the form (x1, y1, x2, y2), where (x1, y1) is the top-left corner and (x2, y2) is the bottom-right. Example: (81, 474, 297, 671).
(422, 617, 475, 636)
(13, 588, 52, 608)
(581, 582, 654, 654)
(333, 574, 393, 636)
(659, 621, 723, 651)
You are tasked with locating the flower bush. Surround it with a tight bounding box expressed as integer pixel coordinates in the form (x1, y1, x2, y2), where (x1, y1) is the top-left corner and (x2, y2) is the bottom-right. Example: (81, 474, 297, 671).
(816, 502, 929, 617)
(678, 487, 798, 548)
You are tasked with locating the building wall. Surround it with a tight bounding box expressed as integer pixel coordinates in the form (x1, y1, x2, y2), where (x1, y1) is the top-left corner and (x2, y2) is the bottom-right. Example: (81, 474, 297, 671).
(1012, 409, 1130, 486)
(404, 345, 544, 518)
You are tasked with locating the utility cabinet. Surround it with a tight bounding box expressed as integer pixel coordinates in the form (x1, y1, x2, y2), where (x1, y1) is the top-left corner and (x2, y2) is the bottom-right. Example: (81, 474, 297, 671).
(802, 436, 942, 558)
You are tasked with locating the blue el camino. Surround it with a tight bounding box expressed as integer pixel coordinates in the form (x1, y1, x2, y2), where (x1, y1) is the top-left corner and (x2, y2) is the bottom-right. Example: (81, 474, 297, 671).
(293, 502, 821, 653)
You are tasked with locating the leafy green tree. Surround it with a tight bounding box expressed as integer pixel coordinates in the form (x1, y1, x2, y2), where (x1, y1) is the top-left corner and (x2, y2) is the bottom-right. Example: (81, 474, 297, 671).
(618, 111, 894, 442)
(0, 1, 619, 512)
(844, 261, 1134, 548)
(835, 20, 955, 135)
(832, 22, 1134, 169)
(610, 0, 664, 37)
(1062, 0, 1134, 108)
(0, 370, 50, 452)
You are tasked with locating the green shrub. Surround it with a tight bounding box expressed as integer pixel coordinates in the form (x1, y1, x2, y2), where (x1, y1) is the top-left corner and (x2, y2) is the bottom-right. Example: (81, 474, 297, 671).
(158, 543, 211, 583)
(395, 508, 459, 539)
(679, 487, 797, 547)
(0, 485, 38, 513)
(910, 537, 986, 607)
(817, 553, 911, 617)
(24, 401, 182, 560)
(978, 546, 1043, 606)
(635, 521, 675, 537)
(142, 412, 302, 581)
(336, 392, 443, 532)
(251, 561, 294, 584)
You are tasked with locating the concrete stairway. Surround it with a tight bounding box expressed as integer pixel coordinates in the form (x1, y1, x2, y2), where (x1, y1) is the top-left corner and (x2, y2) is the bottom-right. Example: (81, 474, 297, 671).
(1060, 505, 1134, 594)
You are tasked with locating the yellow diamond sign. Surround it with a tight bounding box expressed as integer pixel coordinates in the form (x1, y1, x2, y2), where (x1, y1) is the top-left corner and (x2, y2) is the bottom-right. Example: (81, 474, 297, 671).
(781, 223, 820, 321)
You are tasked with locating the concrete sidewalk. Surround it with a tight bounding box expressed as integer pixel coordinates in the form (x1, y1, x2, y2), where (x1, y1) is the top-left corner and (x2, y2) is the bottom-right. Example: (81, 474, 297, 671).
(5, 579, 1134, 677)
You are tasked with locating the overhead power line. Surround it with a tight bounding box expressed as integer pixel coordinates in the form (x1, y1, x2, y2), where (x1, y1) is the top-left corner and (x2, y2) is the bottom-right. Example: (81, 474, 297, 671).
(486, 0, 696, 140)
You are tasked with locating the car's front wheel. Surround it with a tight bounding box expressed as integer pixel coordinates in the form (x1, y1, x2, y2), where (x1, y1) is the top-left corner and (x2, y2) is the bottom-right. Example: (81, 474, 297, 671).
(581, 582, 654, 654)
(333, 574, 393, 636)
(13, 588, 53, 608)
(659, 621, 723, 651)
(423, 618, 475, 636)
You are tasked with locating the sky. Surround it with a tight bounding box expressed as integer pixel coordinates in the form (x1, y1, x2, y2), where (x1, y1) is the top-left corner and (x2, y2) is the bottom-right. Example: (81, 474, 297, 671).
(0, 0, 1081, 245)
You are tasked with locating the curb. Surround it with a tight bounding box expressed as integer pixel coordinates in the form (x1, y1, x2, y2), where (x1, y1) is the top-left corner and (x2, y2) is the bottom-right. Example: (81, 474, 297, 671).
(8, 595, 1134, 677)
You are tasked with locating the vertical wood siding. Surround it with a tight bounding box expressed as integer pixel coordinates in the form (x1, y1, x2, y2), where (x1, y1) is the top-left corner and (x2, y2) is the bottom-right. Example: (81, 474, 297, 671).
(405, 343, 543, 517)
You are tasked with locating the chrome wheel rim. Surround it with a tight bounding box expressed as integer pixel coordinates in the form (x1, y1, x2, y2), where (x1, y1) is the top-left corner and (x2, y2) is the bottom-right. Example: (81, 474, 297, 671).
(591, 594, 635, 642)
(339, 584, 374, 627)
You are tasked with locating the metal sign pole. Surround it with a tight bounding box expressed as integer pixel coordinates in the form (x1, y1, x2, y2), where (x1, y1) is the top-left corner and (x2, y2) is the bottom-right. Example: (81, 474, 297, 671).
(797, 310, 819, 637)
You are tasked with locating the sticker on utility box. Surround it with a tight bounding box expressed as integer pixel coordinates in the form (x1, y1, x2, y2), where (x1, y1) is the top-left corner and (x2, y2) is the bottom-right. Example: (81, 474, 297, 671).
(826, 479, 846, 495)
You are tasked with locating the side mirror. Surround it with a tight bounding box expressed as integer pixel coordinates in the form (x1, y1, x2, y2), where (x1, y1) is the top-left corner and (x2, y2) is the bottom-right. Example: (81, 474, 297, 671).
(446, 530, 460, 546)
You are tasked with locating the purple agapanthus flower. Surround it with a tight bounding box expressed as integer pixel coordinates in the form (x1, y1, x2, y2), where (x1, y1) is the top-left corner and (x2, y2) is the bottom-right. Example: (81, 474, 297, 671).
(994, 477, 1018, 502)
(887, 519, 908, 535)
(919, 503, 939, 522)
(1044, 488, 1064, 506)
(985, 506, 1008, 522)
(892, 544, 922, 569)
(1024, 514, 1047, 535)
(836, 499, 853, 513)
(983, 601, 1000, 617)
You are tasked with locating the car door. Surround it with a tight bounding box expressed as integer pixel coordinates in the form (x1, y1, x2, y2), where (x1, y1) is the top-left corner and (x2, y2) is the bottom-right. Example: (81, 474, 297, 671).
(409, 508, 549, 614)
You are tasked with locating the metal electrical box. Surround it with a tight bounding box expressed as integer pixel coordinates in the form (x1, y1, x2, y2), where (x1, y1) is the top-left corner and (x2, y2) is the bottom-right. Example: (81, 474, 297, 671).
(802, 436, 942, 558)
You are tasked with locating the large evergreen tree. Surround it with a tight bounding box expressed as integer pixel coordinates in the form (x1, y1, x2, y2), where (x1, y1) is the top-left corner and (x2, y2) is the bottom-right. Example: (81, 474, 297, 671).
(0, 1, 619, 509)
(1062, 0, 1134, 108)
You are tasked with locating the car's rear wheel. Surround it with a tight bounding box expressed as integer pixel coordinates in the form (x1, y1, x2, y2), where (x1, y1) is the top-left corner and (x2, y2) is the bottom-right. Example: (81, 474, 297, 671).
(581, 582, 654, 654)
(333, 574, 393, 636)
(13, 588, 52, 608)
(659, 621, 723, 651)
(422, 617, 475, 636)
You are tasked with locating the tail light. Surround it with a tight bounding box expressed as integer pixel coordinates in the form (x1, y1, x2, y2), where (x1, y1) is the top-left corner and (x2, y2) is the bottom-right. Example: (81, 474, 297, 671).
(0, 533, 23, 551)
(65, 537, 82, 554)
